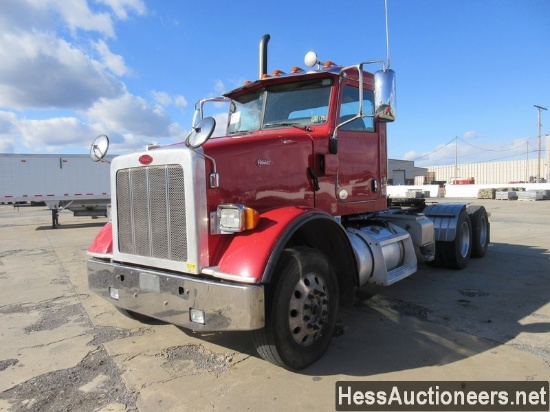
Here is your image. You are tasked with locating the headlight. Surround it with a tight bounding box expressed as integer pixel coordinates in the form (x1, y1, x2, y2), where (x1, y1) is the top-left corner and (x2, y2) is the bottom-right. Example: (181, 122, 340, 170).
(217, 204, 259, 233)
(189, 308, 205, 325)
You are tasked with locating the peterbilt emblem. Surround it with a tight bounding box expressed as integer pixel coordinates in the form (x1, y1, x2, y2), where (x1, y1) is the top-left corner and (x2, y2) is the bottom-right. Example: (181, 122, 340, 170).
(256, 159, 272, 167)
(139, 154, 153, 165)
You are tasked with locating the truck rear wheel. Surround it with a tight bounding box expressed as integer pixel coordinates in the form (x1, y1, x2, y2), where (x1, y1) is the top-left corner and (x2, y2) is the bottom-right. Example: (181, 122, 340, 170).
(467, 206, 489, 258)
(252, 246, 338, 370)
(441, 209, 472, 269)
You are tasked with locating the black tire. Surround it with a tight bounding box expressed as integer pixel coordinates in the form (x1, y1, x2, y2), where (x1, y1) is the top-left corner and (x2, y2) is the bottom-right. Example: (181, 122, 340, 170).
(467, 205, 489, 258)
(252, 247, 339, 370)
(116, 307, 165, 325)
(441, 209, 472, 269)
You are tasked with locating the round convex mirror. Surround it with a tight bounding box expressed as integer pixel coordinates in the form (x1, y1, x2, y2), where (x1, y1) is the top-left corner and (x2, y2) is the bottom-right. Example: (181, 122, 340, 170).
(90, 134, 110, 162)
(186, 117, 216, 149)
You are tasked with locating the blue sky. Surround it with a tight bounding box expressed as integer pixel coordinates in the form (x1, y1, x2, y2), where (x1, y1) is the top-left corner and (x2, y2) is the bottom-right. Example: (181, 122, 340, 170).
(0, 0, 549, 167)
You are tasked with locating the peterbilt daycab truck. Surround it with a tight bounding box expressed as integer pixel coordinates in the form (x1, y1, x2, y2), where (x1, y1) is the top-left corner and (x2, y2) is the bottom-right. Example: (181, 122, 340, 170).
(88, 35, 490, 370)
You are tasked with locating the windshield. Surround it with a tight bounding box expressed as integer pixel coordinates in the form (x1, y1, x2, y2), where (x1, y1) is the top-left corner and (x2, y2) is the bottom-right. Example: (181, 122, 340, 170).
(227, 78, 333, 134)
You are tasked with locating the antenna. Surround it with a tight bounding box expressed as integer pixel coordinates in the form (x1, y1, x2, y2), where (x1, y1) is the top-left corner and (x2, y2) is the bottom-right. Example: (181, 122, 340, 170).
(384, 0, 391, 69)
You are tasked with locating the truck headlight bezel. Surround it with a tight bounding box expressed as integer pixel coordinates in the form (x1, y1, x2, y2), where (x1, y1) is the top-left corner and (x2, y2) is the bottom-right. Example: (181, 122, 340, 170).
(217, 204, 259, 233)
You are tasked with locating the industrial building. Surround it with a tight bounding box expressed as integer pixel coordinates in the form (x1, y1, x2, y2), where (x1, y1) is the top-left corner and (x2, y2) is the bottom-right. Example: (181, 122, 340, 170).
(388, 158, 546, 186)
(426, 159, 546, 185)
(388, 135, 550, 185)
(387, 159, 427, 185)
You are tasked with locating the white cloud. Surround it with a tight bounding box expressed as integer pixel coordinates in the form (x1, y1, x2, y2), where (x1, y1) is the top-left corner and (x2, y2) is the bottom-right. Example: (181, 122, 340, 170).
(214, 79, 226, 95)
(0, 90, 186, 154)
(50, 0, 115, 37)
(151, 91, 172, 107)
(0, 30, 124, 110)
(168, 122, 185, 138)
(151, 91, 189, 109)
(0, 0, 145, 38)
(402, 150, 421, 161)
(463, 131, 481, 139)
(0, 0, 196, 154)
(0, 111, 19, 152)
(0, 111, 18, 132)
(406, 143, 461, 167)
(0, 1, 51, 33)
(19, 117, 95, 149)
(96, 0, 146, 20)
(174, 95, 188, 108)
(86, 92, 177, 137)
(108, 133, 159, 154)
(0, 110, 105, 153)
(0, 140, 16, 153)
(92, 39, 129, 76)
(1, 0, 115, 38)
(0, 0, 176, 155)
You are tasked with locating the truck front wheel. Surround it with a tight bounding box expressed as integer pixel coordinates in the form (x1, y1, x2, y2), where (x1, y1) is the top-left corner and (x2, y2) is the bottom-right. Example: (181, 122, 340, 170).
(252, 246, 339, 370)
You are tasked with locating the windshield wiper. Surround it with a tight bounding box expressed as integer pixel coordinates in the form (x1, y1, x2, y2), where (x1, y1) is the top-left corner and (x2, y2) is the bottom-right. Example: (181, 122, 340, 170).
(263, 122, 313, 132)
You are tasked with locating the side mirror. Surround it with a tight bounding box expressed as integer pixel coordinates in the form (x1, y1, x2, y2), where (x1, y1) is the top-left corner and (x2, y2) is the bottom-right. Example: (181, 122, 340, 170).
(185, 117, 216, 149)
(90, 134, 110, 162)
(374, 69, 396, 122)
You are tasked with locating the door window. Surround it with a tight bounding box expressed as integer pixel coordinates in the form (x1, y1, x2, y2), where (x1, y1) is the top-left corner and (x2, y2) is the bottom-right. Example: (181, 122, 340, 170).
(339, 86, 375, 132)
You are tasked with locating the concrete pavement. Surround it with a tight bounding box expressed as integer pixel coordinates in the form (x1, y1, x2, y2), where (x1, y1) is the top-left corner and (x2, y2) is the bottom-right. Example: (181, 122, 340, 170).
(0, 200, 548, 411)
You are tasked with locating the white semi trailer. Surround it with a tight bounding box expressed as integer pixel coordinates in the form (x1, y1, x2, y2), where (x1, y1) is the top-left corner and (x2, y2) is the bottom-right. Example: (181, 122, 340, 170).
(0, 153, 112, 228)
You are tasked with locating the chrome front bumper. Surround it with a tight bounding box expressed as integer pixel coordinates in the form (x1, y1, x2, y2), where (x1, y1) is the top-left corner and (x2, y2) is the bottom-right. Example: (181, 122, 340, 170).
(88, 259, 265, 331)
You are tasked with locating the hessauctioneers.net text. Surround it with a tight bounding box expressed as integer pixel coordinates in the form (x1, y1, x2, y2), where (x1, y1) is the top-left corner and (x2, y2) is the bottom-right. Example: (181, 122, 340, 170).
(335, 381, 549, 411)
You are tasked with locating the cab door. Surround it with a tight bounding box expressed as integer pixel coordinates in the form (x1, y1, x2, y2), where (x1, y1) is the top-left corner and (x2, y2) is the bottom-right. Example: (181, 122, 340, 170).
(335, 83, 381, 204)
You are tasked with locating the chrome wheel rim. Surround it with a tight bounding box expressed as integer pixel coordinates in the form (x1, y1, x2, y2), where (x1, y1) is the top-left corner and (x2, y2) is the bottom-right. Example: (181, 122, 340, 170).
(288, 272, 329, 346)
(459, 221, 471, 257)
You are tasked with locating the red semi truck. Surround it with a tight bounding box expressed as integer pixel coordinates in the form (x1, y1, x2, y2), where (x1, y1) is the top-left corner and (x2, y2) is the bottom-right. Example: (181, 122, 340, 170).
(87, 35, 489, 370)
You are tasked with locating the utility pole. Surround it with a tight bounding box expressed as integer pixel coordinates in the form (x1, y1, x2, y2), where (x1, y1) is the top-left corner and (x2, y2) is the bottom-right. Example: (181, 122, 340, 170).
(534, 105, 547, 183)
(526, 140, 529, 182)
(454, 136, 458, 183)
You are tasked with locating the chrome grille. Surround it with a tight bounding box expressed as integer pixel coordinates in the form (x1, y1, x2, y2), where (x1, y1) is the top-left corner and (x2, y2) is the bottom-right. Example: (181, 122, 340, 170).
(116, 165, 187, 261)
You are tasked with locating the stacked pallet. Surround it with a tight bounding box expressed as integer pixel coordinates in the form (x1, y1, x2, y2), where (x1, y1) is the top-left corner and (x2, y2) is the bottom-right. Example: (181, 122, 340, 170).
(495, 191, 517, 200)
(406, 190, 431, 199)
(517, 191, 544, 201)
(406, 190, 423, 199)
(477, 188, 496, 199)
(478, 187, 549, 201)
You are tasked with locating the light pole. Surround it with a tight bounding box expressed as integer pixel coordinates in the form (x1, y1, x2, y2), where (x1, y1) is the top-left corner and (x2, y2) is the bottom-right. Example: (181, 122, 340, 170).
(525, 140, 529, 183)
(534, 105, 547, 183)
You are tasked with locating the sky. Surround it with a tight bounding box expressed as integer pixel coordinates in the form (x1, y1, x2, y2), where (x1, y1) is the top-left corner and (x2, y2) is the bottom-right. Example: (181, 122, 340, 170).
(0, 0, 549, 167)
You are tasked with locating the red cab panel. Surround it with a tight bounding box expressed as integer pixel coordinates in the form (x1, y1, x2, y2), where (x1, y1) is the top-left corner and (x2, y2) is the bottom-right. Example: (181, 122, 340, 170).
(211, 206, 321, 282)
(88, 222, 113, 256)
